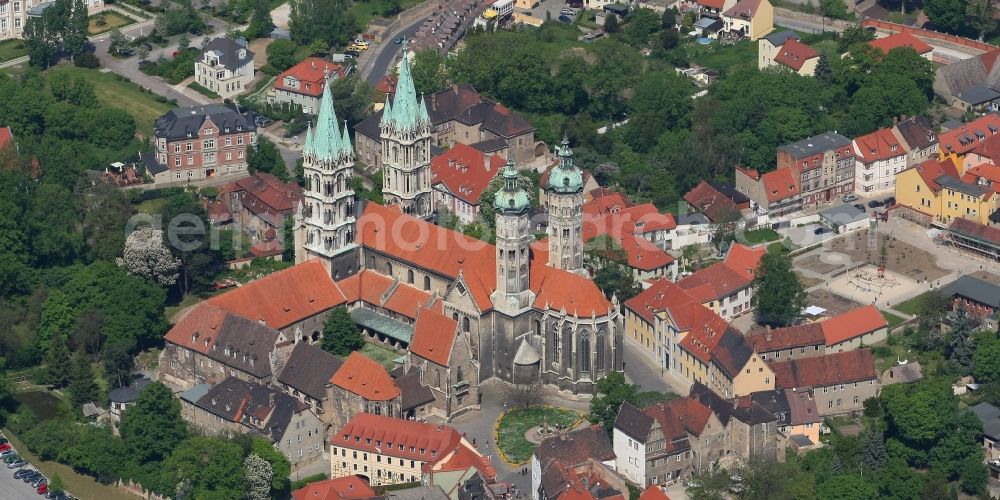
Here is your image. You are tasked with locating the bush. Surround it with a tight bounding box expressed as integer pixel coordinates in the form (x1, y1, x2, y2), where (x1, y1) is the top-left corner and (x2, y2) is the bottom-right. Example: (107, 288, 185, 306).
(74, 51, 101, 68)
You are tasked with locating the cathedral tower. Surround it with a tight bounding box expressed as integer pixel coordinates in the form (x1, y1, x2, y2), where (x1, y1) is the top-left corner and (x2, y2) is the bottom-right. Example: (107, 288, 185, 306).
(545, 137, 585, 274)
(491, 160, 534, 316)
(296, 77, 357, 270)
(380, 43, 433, 218)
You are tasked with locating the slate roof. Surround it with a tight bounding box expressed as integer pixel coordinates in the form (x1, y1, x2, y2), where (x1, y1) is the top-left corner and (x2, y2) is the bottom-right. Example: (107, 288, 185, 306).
(534, 424, 615, 465)
(194, 377, 307, 443)
(939, 274, 1000, 308)
(779, 132, 853, 159)
(395, 368, 436, 411)
(763, 30, 798, 46)
(711, 328, 756, 379)
(355, 84, 490, 140)
(894, 116, 937, 151)
(200, 37, 254, 71)
(936, 175, 992, 198)
(278, 342, 343, 401)
(971, 402, 1000, 440)
(613, 401, 655, 441)
(108, 377, 152, 404)
(689, 382, 776, 426)
(455, 101, 533, 138)
(959, 85, 1000, 106)
(770, 349, 878, 389)
(469, 137, 508, 153)
(207, 313, 282, 378)
(141, 152, 168, 175)
(154, 104, 255, 141)
(882, 361, 924, 384)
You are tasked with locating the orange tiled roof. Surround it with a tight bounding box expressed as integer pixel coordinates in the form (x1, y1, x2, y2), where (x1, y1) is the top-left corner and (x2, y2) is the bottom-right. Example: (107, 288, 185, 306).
(274, 57, 346, 98)
(761, 167, 800, 203)
(431, 143, 505, 205)
(292, 476, 376, 500)
(939, 114, 1000, 156)
(231, 172, 303, 214)
(746, 323, 825, 353)
(425, 440, 497, 479)
(624, 278, 697, 325)
(531, 258, 613, 314)
(868, 33, 932, 55)
(676, 306, 730, 364)
(164, 303, 230, 354)
(724, 243, 765, 281)
(583, 191, 630, 217)
(770, 349, 878, 389)
(207, 259, 346, 329)
(638, 486, 671, 500)
(335, 413, 478, 466)
(912, 157, 961, 192)
(697, 0, 725, 9)
(678, 263, 749, 304)
(409, 307, 458, 366)
(581, 224, 674, 272)
(336, 269, 441, 320)
(774, 38, 818, 71)
(330, 352, 400, 401)
(683, 180, 738, 223)
(820, 305, 888, 346)
(854, 128, 905, 164)
(963, 163, 1000, 194)
(0, 127, 12, 152)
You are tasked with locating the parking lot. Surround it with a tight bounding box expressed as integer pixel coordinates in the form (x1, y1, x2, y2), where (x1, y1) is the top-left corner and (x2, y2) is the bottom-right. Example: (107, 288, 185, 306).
(1, 451, 46, 500)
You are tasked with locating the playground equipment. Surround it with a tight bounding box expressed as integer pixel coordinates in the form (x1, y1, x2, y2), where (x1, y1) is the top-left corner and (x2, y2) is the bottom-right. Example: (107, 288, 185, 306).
(846, 264, 901, 295)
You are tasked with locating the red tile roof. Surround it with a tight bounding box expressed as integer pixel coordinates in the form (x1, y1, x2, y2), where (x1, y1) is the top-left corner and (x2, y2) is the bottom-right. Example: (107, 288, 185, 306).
(949, 217, 1000, 247)
(820, 305, 887, 346)
(330, 352, 400, 401)
(334, 413, 488, 471)
(530, 257, 613, 314)
(746, 323, 825, 353)
(697, 0, 726, 9)
(292, 476, 376, 500)
(868, 33, 932, 56)
(624, 279, 697, 326)
(677, 243, 764, 304)
(963, 163, 1000, 194)
(583, 191, 630, 216)
(683, 181, 738, 223)
(676, 306, 730, 364)
(0, 126, 13, 152)
(164, 303, 230, 354)
(724, 243, 766, 281)
(274, 57, 346, 98)
(336, 269, 441, 320)
(425, 440, 497, 479)
(431, 143, 505, 205)
(911, 158, 961, 192)
(939, 114, 1000, 156)
(761, 167, 800, 203)
(770, 349, 878, 389)
(638, 486, 671, 500)
(580, 226, 674, 271)
(207, 259, 346, 329)
(774, 38, 818, 71)
(409, 307, 458, 366)
(854, 128, 906, 164)
(230, 172, 303, 214)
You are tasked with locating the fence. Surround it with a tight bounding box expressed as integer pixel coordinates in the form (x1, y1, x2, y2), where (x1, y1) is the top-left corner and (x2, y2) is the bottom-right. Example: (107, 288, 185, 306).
(860, 19, 997, 54)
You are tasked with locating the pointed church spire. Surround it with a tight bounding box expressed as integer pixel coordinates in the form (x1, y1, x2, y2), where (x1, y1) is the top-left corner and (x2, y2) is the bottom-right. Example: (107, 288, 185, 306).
(304, 121, 314, 155)
(383, 39, 429, 134)
(341, 119, 352, 151)
(314, 78, 345, 160)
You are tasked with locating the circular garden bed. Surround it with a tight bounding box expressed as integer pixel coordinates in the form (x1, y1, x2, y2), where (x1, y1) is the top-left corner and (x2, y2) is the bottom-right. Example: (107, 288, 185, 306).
(495, 406, 583, 465)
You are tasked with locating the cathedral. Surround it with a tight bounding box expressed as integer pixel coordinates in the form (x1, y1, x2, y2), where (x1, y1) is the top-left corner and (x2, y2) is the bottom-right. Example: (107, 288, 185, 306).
(294, 49, 624, 394)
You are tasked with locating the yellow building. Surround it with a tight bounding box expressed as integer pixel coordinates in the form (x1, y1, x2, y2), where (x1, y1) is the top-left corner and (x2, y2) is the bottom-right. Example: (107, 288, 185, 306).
(895, 158, 1000, 225)
(722, 0, 773, 41)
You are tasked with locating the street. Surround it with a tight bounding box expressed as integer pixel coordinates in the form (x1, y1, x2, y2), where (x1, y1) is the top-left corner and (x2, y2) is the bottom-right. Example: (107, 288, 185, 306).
(0, 466, 42, 500)
(362, 21, 425, 85)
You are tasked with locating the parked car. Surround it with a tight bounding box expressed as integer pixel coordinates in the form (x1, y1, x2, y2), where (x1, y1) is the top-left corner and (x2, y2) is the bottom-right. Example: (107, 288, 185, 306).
(883, 196, 895, 206)
(1, 449, 15, 457)
(37, 484, 49, 495)
(14, 468, 34, 478)
(21, 471, 41, 482)
(867, 199, 883, 208)
(560, 7, 577, 15)
(813, 226, 829, 235)
(853, 203, 866, 212)
(3, 454, 19, 463)
(842, 193, 858, 202)
(31, 475, 47, 487)
(0, 437, 8, 445)
(353, 40, 370, 48)
(558, 15, 573, 23)
(0, 443, 11, 452)
(8, 460, 27, 469)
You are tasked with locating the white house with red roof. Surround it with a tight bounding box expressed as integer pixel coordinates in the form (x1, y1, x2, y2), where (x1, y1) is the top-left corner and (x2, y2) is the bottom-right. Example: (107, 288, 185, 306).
(430, 143, 506, 225)
(268, 57, 347, 114)
(734, 165, 802, 218)
(853, 127, 908, 194)
(867, 33, 932, 61)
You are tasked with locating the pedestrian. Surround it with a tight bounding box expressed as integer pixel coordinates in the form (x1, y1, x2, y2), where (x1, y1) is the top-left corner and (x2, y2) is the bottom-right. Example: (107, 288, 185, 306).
(473, 437, 477, 446)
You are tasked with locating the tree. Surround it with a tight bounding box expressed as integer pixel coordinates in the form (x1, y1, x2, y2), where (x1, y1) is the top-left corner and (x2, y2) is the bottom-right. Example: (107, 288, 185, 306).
(49, 473, 66, 495)
(815, 54, 833, 84)
(45, 332, 71, 388)
(819, 0, 850, 20)
(862, 428, 886, 472)
(588, 372, 639, 434)
(161, 437, 245, 499)
(623, 8, 661, 47)
(506, 379, 544, 409)
(320, 306, 364, 356)
(923, 0, 967, 34)
(266, 39, 299, 71)
(946, 307, 976, 374)
(67, 352, 99, 408)
(838, 24, 875, 53)
(973, 331, 1000, 382)
(585, 235, 640, 301)
(604, 13, 620, 34)
(411, 48, 447, 95)
(160, 191, 225, 294)
(967, 0, 997, 41)
(248, 136, 289, 181)
(289, 0, 359, 48)
(137, 43, 150, 61)
(282, 216, 295, 263)
(816, 474, 876, 499)
(244, 453, 273, 500)
(178, 34, 191, 51)
(117, 227, 182, 286)
(109, 28, 129, 56)
(120, 382, 188, 464)
(250, 437, 291, 496)
(752, 252, 805, 327)
(244, 0, 276, 39)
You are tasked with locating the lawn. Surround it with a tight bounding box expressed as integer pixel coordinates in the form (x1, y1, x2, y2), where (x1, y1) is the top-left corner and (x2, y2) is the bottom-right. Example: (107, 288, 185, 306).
(188, 81, 220, 99)
(0, 39, 27, 63)
(350, 0, 423, 29)
(742, 228, 780, 244)
(881, 310, 906, 329)
(2, 428, 138, 500)
(686, 38, 758, 76)
(636, 391, 678, 407)
(894, 291, 932, 316)
(44, 66, 172, 134)
(361, 342, 401, 370)
(88, 11, 135, 36)
(496, 407, 583, 464)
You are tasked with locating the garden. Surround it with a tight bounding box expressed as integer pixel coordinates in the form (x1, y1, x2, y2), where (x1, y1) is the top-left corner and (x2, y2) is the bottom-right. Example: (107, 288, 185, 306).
(495, 407, 582, 464)
(0, 39, 28, 63)
(88, 11, 136, 36)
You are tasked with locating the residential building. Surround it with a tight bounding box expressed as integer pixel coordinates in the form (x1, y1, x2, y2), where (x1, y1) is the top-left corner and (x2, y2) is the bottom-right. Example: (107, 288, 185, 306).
(292, 475, 376, 500)
(759, 32, 818, 76)
(408, 0, 486, 56)
(894, 157, 1000, 225)
(583, 190, 679, 251)
(778, 132, 856, 205)
(676, 243, 765, 320)
(747, 305, 888, 360)
(150, 104, 257, 184)
(224, 172, 303, 247)
(720, 0, 773, 41)
(935, 49, 1000, 110)
(867, 33, 932, 61)
(853, 127, 908, 194)
(532, 425, 616, 500)
(937, 113, 1000, 167)
(758, 30, 796, 70)
(892, 115, 938, 168)
(195, 37, 254, 99)
(688, 384, 778, 464)
(734, 165, 802, 217)
(179, 376, 327, 470)
(536, 458, 625, 500)
(682, 180, 751, 223)
(750, 389, 821, 451)
(938, 274, 1000, 318)
(769, 349, 879, 417)
(268, 57, 347, 114)
(430, 143, 505, 225)
(881, 361, 923, 386)
(0, 0, 104, 40)
(330, 413, 492, 486)
(328, 352, 405, 429)
(971, 402, 1000, 461)
(355, 84, 536, 168)
(107, 377, 152, 430)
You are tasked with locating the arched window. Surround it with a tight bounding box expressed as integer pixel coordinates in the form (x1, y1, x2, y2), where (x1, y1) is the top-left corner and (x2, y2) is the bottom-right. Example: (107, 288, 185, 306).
(386, 262, 393, 276)
(550, 323, 560, 362)
(533, 320, 541, 336)
(596, 330, 606, 372)
(456, 366, 463, 382)
(580, 332, 591, 375)
(373, 402, 382, 415)
(407, 269, 414, 284)
(435, 369, 441, 388)
(462, 317, 470, 333)
(423, 276, 431, 291)
(562, 325, 573, 368)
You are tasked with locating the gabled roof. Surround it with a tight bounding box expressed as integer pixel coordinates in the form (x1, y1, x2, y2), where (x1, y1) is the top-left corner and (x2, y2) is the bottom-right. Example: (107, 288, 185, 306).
(164, 303, 231, 354)
(330, 352, 400, 401)
(154, 104, 255, 141)
(194, 376, 307, 443)
(208, 312, 282, 378)
(229, 172, 303, 214)
(964, 163, 1000, 195)
(783, 389, 821, 425)
(292, 476, 376, 500)
(746, 323, 825, 353)
(336, 269, 441, 320)
(275, 57, 346, 98)
(711, 327, 757, 379)
(409, 308, 458, 366)
(938, 113, 1000, 155)
(426, 440, 497, 480)
(697, 0, 725, 9)
(770, 349, 878, 389)
(774, 38, 819, 71)
(939, 273, 1000, 308)
(613, 401, 655, 441)
(971, 402, 1000, 440)
(723, 0, 762, 19)
(762, 30, 798, 46)
(760, 167, 800, 203)
(624, 278, 697, 326)
(200, 37, 254, 71)
(780, 132, 853, 159)
(820, 305, 887, 346)
(677, 243, 764, 303)
(638, 486, 671, 500)
(431, 143, 504, 205)
(676, 306, 730, 364)
(0, 126, 12, 152)
(854, 127, 906, 163)
(893, 116, 937, 151)
(278, 342, 343, 401)
(395, 368, 436, 411)
(724, 243, 766, 281)
(535, 424, 615, 465)
(456, 102, 534, 138)
(909, 157, 961, 192)
(683, 180, 740, 223)
(335, 414, 486, 470)
(868, 33, 932, 56)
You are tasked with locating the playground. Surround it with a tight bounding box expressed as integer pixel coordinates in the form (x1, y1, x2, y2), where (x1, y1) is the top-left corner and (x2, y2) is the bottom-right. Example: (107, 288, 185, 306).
(826, 264, 925, 308)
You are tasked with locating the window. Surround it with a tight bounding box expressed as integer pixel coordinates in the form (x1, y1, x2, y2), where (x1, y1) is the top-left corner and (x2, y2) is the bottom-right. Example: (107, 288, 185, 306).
(237, 136, 244, 145)
(853, 395, 860, 404)
(174, 143, 181, 153)
(186, 142, 193, 151)
(225, 137, 232, 146)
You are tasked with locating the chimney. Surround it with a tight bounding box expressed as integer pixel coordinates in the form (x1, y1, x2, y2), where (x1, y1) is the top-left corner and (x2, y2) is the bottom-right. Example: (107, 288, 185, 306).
(269, 392, 276, 407)
(765, 325, 772, 342)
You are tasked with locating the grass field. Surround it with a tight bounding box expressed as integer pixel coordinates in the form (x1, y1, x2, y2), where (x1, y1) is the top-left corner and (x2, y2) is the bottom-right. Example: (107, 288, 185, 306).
(496, 407, 582, 464)
(88, 11, 135, 35)
(636, 391, 678, 408)
(44, 66, 171, 134)
(0, 39, 28, 63)
(361, 342, 401, 370)
(2, 428, 140, 500)
(894, 291, 932, 316)
(686, 38, 758, 76)
(742, 228, 781, 244)
(881, 310, 906, 329)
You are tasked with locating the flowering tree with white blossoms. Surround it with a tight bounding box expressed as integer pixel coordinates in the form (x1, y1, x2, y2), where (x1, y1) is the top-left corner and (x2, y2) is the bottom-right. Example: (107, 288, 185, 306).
(117, 227, 181, 286)
(244, 453, 273, 500)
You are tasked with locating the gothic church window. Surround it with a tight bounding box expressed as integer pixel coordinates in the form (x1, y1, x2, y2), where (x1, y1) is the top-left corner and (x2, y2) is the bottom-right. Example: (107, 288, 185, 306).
(580, 332, 591, 375)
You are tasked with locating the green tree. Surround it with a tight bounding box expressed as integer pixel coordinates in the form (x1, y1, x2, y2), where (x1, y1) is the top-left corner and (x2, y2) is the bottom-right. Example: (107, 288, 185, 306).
(815, 54, 833, 84)
(752, 252, 805, 327)
(245, 453, 272, 500)
(49, 473, 66, 494)
(251, 437, 291, 496)
(973, 331, 1000, 382)
(289, 0, 359, 47)
(816, 474, 876, 499)
(245, 0, 275, 39)
(109, 28, 129, 56)
(862, 428, 886, 472)
(120, 381, 188, 464)
(623, 8, 661, 47)
(248, 136, 289, 181)
(161, 191, 225, 294)
(588, 371, 639, 434)
(968, 0, 997, 41)
(923, 0, 967, 34)
(282, 216, 296, 263)
(266, 39, 299, 71)
(838, 24, 875, 52)
(411, 48, 447, 95)
(45, 332, 71, 387)
(604, 13, 620, 34)
(946, 308, 976, 374)
(819, 0, 850, 20)
(28, 184, 84, 266)
(161, 436, 246, 499)
(585, 235, 640, 301)
(320, 306, 363, 356)
(67, 352, 99, 408)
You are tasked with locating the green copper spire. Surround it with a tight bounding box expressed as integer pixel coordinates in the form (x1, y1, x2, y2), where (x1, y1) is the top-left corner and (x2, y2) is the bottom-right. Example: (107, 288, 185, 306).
(495, 159, 530, 215)
(304, 121, 314, 155)
(546, 136, 584, 194)
(314, 78, 350, 161)
(381, 39, 430, 134)
(341, 119, 351, 151)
